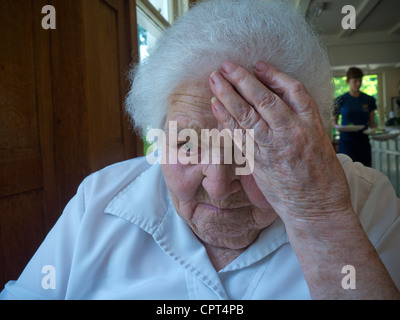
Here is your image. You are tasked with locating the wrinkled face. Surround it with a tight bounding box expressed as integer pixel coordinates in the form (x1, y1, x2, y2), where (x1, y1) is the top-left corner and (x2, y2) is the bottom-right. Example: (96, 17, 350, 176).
(348, 78, 362, 92)
(161, 81, 278, 250)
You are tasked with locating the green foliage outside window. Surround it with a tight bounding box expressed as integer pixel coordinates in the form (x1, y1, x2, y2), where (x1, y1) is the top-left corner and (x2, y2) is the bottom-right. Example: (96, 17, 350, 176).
(334, 75, 378, 101)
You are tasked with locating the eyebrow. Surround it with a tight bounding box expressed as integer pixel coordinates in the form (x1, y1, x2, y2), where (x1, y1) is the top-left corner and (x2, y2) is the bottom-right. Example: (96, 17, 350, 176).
(176, 126, 202, 136)
(160, 119, 199, 134)
(163, 124, 203, 143)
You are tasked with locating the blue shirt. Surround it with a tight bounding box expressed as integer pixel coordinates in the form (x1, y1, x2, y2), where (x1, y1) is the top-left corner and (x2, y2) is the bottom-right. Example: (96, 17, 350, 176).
(1, 155, 400, 299)
(335, 92, 377, 127)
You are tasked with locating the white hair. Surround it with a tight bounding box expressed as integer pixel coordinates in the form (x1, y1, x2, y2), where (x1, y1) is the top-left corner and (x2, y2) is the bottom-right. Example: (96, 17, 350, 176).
(126, 0, 333, 136)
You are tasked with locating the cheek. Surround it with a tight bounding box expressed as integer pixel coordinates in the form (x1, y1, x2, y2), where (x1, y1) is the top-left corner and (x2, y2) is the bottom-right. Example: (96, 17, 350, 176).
(241, 174, 277, 227)
(161, 163, 203, 201)
(240, 174, 271, 208)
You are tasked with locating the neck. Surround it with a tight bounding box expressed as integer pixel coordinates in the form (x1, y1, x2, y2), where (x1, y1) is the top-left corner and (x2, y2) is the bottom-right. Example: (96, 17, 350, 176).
(203, 243, 245, 271)
(349, 90, 361, 97)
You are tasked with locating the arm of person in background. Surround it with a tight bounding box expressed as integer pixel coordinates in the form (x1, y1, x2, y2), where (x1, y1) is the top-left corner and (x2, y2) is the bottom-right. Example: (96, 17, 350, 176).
(369, 95, 378, 129)
(369, 110, 378, 128)
(333, 97, 342, 126)
(333, 114, 339, 126)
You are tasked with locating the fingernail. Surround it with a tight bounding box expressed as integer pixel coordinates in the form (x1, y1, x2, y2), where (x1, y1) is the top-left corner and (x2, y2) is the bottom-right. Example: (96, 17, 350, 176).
(211, 97, 224, 112)
(220, 61, 236, 74)
(210, 71, 221, 85)
(254, 62, 268, 73)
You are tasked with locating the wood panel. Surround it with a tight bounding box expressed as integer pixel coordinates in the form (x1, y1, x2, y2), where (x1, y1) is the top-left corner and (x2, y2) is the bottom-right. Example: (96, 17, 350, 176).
(33, 0, 59, 231)
(0, 0, 141, 289)
(0, 190, 45, 286)
(50, 0, 91, 212)
(84, 0, 141, 171)
(84, 0, 129, 171)
(0, 0, 50, 288)
(0, 0, 41, 158)
(0, 155, 43, 198)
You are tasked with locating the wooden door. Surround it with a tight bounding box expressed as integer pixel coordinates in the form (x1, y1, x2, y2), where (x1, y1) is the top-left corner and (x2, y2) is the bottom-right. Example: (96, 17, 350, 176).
(0, 0, 141, 289)
(0, 0, 56, 288)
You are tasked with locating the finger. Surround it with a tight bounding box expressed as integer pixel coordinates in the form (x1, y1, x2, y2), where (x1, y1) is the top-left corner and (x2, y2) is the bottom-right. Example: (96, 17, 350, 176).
(209, 70, 267, 134)
(211, 96, 258, 173)
(254, 62, 319, 116)
(210, 96, 239, 131)
(219, 62, 296, 131)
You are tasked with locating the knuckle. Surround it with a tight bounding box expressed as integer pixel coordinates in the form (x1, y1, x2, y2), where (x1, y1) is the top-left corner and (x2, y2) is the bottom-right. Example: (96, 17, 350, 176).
(291, 81, 306, 95)
(227, 114, 239, 130)
(232, 67, 249, 84)
(257, 92, 279, 109)
(220, 109, 238, 130)
(240, 108, 254, 128)
(240, 107, 257, 129)
(237, 73, 248, 85)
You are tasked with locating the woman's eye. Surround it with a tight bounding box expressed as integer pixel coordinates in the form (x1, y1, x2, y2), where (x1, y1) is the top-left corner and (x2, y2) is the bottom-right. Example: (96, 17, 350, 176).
(177, 142, 188, 150)
(178, 142, 198, 155)
(177, 141, 201, 164)
(182, 143, 192, 154)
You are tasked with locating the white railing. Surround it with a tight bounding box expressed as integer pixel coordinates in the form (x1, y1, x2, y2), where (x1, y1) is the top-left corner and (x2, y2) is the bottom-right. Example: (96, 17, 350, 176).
(371, 136, 400, 197)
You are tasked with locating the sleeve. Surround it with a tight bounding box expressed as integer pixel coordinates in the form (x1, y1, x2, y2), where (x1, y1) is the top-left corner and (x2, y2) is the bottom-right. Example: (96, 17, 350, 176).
(0, 182, 86, 300)
(367, 177, 400, 289)
(339, 155, 400, 290)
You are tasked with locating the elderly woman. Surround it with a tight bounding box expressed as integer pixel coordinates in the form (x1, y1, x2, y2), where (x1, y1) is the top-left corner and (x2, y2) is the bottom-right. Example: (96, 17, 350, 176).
(1, 0, 399, 300)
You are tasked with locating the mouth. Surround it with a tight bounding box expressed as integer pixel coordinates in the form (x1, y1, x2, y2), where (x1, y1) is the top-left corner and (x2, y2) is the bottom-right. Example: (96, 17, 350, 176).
(199, 202, 248, 212)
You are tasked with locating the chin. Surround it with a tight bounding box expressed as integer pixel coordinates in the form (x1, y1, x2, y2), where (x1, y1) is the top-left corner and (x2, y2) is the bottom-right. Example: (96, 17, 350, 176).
(187, 205, 261, 248)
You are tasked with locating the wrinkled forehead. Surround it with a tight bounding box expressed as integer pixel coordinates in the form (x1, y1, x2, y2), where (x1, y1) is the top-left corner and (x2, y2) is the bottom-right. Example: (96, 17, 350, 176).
(165, 80, 219, 132)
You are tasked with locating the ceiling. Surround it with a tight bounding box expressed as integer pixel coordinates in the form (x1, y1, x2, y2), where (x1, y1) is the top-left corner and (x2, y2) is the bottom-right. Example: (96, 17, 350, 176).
(293, 0, 400, 72)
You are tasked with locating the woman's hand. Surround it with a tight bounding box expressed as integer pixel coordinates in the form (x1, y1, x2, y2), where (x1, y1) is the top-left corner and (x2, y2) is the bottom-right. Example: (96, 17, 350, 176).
(209, 61, 400, 299)
(209, 61, 353, 228)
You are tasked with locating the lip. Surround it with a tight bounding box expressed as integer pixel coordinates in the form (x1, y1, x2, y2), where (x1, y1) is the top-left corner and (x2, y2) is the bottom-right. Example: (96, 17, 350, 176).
(199, 202, 247, 211)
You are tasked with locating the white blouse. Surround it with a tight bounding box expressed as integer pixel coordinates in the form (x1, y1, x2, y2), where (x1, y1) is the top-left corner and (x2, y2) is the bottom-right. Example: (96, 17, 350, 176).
(1, 154, 399, 299)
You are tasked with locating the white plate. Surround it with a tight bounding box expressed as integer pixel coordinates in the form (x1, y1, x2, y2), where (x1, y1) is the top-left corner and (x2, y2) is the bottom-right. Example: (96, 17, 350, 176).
(385, 126, 400, 130)
(334, 125, 365, 132)
(371, 131, 400, 141)
(363, 128, 387, 135)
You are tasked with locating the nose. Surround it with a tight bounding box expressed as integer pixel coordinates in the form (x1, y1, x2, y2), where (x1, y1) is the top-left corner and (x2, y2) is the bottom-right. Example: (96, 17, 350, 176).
(201, 164, 241, 201)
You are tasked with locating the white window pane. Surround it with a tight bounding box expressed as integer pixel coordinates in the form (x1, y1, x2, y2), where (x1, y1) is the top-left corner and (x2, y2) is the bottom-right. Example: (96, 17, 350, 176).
(136, 7, 164, 61)
(149, 0, 170, 22)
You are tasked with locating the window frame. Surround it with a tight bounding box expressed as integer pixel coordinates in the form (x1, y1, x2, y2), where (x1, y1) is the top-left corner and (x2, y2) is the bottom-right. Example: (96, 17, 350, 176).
(135, 0, 189, 153)
(136, 0, 189, 30)
(136, 0, 169, 31)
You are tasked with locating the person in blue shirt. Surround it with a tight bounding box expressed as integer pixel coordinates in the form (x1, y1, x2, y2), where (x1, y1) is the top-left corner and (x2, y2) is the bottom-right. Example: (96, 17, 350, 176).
(334, 67, 377, 167)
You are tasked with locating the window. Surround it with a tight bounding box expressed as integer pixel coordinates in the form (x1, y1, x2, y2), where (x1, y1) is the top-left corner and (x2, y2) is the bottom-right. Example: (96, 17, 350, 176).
(136, 7, 164, 61)
(334, 75, 378, 101)
(136, 0, 190, 153)
(136, 0, 189, 61)
(149, 0, 170, 22)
